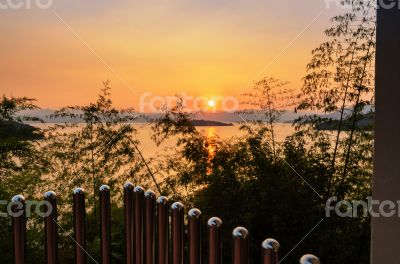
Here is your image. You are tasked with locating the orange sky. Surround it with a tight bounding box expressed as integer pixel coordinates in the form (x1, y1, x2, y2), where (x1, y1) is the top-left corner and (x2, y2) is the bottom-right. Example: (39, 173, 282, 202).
(0, 0, 344, 111)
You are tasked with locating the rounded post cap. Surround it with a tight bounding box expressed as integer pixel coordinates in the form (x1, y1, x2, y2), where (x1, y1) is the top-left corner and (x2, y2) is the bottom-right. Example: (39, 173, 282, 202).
(124, 181, 134, 189)
(156, 196, 169, 204)
(188, 208, 202, 219)
(232, 227, 249, 239)
(144, 189, 156, 198)
(171, 201, 184, 210)
(207, 217, 223, 228)
(99, 185, 110, 192)
(134, 186, 145, 193)
(44, 191, 56, 199)
(300, 254, 320, 264)
(262, 238, 280, 252)
(11, 194, 25, 203)
(73, 187, 85, 195)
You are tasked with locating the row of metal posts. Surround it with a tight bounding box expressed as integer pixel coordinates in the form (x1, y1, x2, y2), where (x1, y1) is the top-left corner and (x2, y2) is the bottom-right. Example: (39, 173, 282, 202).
(10, 184, 320, 264)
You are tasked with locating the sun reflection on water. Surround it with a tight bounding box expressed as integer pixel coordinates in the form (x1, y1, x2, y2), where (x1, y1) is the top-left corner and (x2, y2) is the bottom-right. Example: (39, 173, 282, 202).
(204, 127, 217, 175)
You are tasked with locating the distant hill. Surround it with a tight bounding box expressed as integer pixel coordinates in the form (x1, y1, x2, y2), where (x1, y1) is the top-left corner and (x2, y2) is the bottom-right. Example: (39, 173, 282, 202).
(17, 108, 375, 129)
(18, 109, 311, 124)
(0, 120, 43, 140)
(190, 120, 233, 126)
(316, 112, 374, 131)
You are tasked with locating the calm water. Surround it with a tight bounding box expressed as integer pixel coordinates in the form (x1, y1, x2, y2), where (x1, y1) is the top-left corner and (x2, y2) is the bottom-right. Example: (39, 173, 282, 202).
(35, 123, 297, 159)
(132, 123, 296, 159)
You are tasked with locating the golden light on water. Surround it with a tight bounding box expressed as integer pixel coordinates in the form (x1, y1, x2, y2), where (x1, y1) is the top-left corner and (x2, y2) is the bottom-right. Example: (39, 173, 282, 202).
(205, 127, 217, 175)
(205, 127, 216, 138)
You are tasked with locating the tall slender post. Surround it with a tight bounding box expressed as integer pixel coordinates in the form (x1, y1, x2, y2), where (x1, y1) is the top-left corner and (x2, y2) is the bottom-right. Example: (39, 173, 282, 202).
(44, 191, 58, 264)
(299, 254, 320, 264)
(144, 190, 156, 264)
(73, 188, 87, 264)
(100, 185, 111, 264)
(208, 217, 222, 264)
(11, 195, 26, 264)
(188, 209, 201, 264)
(156, 196, 169, 264)
(134, 186, 145, 264)
(372, 1, 400, 263)
(261, 239, 279, 264)
(232, 227, 249, 264)
(124, 182, 134, 264)
(171, 202, 184, 264)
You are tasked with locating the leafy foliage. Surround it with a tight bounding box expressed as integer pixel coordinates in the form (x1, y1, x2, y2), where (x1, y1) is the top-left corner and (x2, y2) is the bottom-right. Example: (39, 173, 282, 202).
(240, 77, 295, 160)
(0, 95, 48, 263)
(43, 81, 146, 200)
(42, 82, 151, 263)
(296, 0, 376, 198)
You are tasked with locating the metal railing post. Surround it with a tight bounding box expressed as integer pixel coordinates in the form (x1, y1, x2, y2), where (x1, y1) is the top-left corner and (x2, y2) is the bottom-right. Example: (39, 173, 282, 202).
(134, 186, 145, 264)
(144, 190, 156, 264)
(156, 196, 169, 264)
(261, 238, 279, 264)
(11, 195, 26, 264)
(73, 188, 87, 264)
(208, 217, 222, 264)
(124, 182, 134, 264)
(100, 185, 111, 264)
(232, 227, 249, 264)
(171, 202, 184, 264)
(44, 191, 58, 264)
(188, 209, 201, 264)
(299, 254, 320, 264)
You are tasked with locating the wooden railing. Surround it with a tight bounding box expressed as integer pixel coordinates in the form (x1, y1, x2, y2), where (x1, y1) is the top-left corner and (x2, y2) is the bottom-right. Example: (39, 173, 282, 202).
(10, 184, 321, 264)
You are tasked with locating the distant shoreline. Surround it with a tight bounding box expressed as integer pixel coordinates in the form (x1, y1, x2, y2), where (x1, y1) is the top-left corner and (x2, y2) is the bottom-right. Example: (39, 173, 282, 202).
(190, 119, 233, 126)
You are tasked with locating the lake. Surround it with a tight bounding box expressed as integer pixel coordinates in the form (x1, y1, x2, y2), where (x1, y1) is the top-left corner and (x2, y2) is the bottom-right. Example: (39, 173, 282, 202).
(35, 123, 298, 160)
(131, 123, 296, 159)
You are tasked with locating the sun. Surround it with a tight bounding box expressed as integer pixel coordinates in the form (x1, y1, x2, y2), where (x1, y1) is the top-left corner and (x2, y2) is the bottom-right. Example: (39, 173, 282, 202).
(207, 99, 216, 107)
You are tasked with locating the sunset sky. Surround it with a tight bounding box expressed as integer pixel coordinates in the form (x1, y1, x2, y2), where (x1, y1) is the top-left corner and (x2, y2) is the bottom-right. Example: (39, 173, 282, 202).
(0, 0, 343, 111)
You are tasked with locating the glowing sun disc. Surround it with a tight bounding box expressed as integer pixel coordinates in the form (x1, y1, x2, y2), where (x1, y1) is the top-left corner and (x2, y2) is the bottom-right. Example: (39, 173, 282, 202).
(208, 100, 216, 107)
